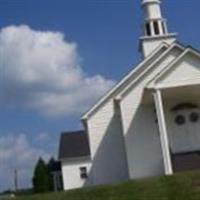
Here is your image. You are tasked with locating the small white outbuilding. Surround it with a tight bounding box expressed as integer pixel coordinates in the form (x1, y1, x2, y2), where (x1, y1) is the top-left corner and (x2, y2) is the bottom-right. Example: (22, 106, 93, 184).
(59, 131, 92, 190)
(59, 0, 200, 191)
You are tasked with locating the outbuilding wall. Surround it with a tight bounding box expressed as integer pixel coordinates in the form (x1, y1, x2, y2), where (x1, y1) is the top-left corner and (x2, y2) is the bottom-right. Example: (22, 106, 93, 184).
(61, 159, 91, 190)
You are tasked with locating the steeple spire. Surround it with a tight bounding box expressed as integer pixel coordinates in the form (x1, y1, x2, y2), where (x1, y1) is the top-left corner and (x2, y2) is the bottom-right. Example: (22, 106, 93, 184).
(140, 0, 177, 57)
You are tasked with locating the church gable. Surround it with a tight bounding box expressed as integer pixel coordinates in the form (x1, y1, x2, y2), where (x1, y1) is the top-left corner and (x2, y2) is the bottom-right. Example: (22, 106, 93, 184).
(147, 48, 200, 89)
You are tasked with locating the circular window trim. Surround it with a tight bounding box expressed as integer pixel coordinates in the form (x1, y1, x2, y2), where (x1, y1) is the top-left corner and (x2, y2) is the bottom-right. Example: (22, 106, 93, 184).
(190, 112, 199, 123)
(175, 115, 186, 126)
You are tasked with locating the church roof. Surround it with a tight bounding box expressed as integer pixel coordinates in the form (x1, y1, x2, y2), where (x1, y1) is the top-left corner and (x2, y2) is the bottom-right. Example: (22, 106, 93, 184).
(82, 41, 192, 120)
(58, 130, 91, 160)
(81, 43, 169, 120)
(81, 41, 200, 121)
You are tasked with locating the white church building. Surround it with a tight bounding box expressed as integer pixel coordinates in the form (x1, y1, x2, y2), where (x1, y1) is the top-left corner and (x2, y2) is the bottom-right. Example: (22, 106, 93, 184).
(59, 0, 200, 190)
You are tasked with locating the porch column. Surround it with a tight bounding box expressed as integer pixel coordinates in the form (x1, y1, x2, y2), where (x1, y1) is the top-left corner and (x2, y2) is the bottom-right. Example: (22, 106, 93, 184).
(153, 89, 173, 175)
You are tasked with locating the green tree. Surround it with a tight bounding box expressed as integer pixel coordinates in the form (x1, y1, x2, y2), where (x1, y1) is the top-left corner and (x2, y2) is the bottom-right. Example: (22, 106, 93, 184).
(32, 157, 50, 193)
(47, 157, 56, 191)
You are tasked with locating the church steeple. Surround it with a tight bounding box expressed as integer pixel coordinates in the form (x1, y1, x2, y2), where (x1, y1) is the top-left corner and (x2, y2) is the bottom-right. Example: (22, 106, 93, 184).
(140, 0, 177, 57)
(142, 0, 167, 37)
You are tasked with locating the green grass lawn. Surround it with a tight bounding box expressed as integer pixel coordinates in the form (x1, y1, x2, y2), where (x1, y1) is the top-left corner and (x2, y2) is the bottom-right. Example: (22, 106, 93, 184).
(15, 171, 200, 200)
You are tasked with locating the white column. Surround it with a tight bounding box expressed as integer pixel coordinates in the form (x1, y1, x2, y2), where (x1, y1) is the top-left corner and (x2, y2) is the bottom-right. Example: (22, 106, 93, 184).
(158, 20, 164, 35)
(153, 89, 173, 175)
(150, 21, 155, 36)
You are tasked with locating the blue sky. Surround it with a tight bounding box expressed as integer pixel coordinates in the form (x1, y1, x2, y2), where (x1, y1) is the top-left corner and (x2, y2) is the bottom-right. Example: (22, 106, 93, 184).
(0, 0, 200, 191)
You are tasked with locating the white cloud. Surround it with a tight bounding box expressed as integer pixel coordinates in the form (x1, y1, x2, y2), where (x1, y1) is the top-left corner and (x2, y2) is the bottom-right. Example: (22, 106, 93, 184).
(0, 133, 51, 191)
(0, 25, 115, 117)
(35, 132, 51, 142)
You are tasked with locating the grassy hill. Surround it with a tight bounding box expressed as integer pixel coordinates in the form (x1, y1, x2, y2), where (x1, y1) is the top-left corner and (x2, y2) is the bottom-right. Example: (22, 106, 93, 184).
(15, 171, 200, 200)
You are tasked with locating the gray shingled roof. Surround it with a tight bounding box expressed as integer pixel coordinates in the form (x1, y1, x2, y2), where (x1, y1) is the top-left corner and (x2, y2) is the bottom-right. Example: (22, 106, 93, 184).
(58, 130, 90, 160)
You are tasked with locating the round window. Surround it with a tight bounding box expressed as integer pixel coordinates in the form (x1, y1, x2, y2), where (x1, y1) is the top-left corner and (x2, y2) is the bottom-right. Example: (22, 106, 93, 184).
(190, 112, 199, 123)
(175, 115, 185, 125)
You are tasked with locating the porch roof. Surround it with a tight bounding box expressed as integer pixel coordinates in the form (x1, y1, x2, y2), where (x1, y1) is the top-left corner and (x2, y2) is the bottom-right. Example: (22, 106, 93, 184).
(141, 84, 200, 105)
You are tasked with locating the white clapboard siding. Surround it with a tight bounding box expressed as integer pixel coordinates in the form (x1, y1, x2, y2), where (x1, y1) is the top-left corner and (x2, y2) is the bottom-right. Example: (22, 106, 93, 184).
(87, 100, 129, 185)
(61, 159, 91, 190)
(157, 52, 200, 88)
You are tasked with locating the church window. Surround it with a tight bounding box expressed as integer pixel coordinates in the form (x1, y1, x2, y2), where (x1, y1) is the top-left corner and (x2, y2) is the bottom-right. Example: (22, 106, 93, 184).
(146, 22, 151, 36)
(153, 21, 160, 35)
(80, 167, 88, 179)
(175, 115, 185, 126)
(189, 112, 199, 123)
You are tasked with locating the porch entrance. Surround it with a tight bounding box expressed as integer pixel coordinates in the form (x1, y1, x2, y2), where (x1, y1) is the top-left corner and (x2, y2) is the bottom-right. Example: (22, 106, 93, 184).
(162, 85, 200, 172)
(167, 104, 200, 154)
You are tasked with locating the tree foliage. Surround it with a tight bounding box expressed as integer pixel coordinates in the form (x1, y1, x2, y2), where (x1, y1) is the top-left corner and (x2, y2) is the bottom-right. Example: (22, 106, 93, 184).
(32, 158, 51, 193)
